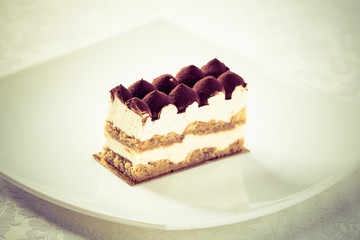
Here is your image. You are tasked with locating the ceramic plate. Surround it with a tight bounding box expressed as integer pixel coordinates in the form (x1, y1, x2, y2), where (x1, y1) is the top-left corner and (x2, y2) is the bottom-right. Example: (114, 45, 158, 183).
(0, 19, 359, 230)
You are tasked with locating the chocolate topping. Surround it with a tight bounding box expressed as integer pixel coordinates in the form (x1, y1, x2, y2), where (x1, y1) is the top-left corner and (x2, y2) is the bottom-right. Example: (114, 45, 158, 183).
(110, 84, 133, 103)
(127, 79, 156, 99)
(175, 65, 205, 88)
(218, 71, 246, 99)
(142, 90, 173, 120)
(110, 59, 246, 121)
(125, 97, 152, 117)
(169, 84, 200, 113)
(152, 74, 179, 95)
(201, 58, 229, 78)
(193, 76, 225, 106)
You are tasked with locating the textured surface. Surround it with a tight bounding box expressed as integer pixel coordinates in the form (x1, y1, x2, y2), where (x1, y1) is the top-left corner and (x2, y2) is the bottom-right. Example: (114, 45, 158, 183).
(0, 0, 359, 239)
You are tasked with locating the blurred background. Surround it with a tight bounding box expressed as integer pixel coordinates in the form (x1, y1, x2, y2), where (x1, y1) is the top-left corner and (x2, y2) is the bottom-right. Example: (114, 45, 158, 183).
(1, 0, 359, 104)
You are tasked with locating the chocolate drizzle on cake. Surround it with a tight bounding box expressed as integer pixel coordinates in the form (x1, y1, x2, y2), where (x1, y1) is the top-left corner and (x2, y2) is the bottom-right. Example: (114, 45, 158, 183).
(142, 90, 173, 120)
(201, 58, 229, 78)
(169, 83, 200, 113)
(125, 97, 151, 117)
(175, 65, 205, 88)
(110, 84, 132, 103)
(218, 71, 246, 99)
(128, 79, 156, 99)
(152, 74, 179, 95)
(110, 59, 247, 121)
(193, 76, 225, 106)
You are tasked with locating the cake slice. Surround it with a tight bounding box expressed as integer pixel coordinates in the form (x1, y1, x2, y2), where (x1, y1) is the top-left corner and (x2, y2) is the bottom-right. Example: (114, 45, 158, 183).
(93, 58, 248, 185)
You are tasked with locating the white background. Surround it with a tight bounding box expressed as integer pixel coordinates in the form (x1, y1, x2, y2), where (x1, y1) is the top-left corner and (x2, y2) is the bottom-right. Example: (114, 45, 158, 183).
(0, 0, 359, 239)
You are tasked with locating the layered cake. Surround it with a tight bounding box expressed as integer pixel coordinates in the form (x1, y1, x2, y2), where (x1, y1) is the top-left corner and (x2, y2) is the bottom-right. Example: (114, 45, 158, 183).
(93, 58, 248, 185)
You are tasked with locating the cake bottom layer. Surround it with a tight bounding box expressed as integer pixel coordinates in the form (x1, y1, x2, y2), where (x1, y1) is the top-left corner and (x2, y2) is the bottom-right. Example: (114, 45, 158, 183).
(94, 138, 246, 185)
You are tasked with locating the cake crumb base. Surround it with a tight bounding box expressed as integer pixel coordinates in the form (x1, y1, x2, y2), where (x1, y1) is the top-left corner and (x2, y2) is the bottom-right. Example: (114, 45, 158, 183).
(93, 153, 138, 186)
(93, 146, 249, 186)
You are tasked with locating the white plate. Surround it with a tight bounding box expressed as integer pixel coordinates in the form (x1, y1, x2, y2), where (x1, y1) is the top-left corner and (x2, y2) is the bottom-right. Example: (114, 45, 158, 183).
(0, 19, 359, 230)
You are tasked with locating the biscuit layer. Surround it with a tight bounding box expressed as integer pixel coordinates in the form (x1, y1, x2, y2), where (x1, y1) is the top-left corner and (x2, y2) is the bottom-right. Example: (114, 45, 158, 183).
(100, 138, 245, 184)
(106, 108, 246, 152)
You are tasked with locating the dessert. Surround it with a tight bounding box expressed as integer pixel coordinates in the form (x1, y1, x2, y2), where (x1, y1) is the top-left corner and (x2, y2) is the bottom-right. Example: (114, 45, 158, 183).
(93, 58, 248, 185)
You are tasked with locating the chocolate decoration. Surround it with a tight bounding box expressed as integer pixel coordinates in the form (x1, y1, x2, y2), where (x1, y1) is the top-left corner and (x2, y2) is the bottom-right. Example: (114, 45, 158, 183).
(110, 59, 245, 120)
(125, 97, 152, 117)
(127, 79, 156, 99)
(201, 58, 229, 78)
(169, 84, 200, 113)
(110, 84, 133, 103)
(193, 76, 225, 106)
(142, 90, 173, 120)
(175, 65, 205, 88)
(152, 74, 179, 95)
(218, 71, 246, 99)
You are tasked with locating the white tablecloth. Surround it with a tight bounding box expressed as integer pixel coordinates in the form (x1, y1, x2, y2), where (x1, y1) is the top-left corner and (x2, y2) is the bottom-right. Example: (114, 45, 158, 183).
(0, 1, 359, 239)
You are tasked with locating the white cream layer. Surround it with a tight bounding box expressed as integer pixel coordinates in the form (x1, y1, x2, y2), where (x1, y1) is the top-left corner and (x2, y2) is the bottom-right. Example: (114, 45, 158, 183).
(104, 123, 245, 166)
(106, 86, 247, 141)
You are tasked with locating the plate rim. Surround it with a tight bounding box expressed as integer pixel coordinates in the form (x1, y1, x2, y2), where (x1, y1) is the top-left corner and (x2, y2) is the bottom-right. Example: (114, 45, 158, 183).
(1, 19, 360, 230)
(1, 160, 359, 230)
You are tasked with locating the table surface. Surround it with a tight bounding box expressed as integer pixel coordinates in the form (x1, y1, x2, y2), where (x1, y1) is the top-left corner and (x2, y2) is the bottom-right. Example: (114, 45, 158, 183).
(0, 0, 359, 239)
